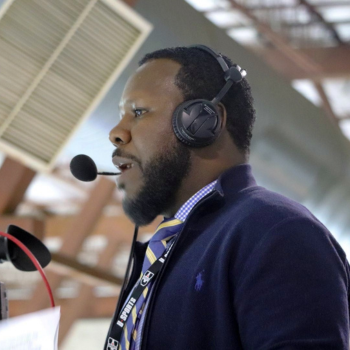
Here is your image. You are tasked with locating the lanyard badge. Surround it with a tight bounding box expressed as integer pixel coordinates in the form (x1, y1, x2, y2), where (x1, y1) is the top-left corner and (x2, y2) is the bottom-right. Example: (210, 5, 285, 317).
(106, 239, 176, 349)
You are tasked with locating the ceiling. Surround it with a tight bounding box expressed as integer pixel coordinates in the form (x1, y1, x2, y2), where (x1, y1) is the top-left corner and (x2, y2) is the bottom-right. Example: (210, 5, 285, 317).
(185, 0, 350, 138)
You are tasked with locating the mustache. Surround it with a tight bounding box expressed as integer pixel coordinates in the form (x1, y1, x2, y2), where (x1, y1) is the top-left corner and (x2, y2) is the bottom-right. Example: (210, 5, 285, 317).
(112, 148, 141, 166)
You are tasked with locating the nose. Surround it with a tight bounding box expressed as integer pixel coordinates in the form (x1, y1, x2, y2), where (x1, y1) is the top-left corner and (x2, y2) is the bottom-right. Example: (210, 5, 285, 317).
(109, 122, 131, 146)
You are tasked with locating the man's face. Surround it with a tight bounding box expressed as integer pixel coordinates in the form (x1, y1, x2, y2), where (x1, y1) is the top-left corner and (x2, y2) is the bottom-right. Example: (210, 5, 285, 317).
(109, 59, 191, 226)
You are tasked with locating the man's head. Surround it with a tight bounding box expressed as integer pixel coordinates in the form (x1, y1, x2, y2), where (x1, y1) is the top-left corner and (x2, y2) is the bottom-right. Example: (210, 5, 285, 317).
(139, 46, 256, 153)
(109, 46, 256, 225)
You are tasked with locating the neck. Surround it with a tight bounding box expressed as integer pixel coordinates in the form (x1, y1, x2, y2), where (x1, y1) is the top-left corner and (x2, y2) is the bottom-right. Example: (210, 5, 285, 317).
(163, 137, 247, 217)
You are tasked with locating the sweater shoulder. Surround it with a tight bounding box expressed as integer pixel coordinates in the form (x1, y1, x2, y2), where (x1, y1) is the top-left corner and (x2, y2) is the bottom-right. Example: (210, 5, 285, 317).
(229, 185, 319, 227)
(220, 186, 349, 286)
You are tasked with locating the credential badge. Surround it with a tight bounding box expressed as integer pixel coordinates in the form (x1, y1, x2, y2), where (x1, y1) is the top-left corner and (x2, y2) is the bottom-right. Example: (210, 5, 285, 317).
(107, 337, 119, 350)
(141, 271, 155, 287)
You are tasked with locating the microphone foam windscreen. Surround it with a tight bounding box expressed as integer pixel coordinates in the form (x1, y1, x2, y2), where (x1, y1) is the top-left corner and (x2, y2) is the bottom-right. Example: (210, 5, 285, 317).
(6, 225, 51, 272)
(70, 154, 98, 182)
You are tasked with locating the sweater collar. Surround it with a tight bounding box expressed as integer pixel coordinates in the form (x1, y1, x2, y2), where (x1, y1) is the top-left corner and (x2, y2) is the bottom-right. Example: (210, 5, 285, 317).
(214, 163, 257, 197)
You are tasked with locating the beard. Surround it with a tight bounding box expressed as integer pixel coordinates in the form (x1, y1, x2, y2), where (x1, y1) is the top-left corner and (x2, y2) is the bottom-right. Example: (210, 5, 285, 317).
(122, 141, 191, 226)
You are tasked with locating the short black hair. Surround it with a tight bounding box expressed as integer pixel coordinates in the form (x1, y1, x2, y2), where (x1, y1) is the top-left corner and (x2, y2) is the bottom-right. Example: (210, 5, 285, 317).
(139, 46, 256, 154)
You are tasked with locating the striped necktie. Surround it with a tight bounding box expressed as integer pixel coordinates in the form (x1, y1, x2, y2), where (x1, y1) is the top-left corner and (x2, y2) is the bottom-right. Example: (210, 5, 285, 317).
(120, 218, 184, 350)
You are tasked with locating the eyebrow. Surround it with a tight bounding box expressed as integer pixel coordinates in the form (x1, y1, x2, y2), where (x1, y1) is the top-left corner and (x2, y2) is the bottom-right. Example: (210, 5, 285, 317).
(119, 99, 135, 110)
(117, 100, 135, 120)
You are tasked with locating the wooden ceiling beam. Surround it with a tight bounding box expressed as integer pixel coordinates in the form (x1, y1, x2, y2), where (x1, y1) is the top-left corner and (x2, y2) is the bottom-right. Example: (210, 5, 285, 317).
(0, 216, 45, 240)
(228, 0, 323, 75)
(206, 2, 350, 14)
(314, 82, 340, 125)
(9, 295, 119, 319)
(245, 2, 350, 11)
(0, 157, 36, 214)
(24, 177, 116, 313)
(227, 0, 343, 128)
(49, 252, 123, 287)
(45, 213, 160, 239)
(255, 46, 350, 80)
(299, 0, 343, 44)
(122, 0, 139, 7)
(58, 235, 122, 344)
(59, 178, 117, 255)
(226, 19, 350, 30)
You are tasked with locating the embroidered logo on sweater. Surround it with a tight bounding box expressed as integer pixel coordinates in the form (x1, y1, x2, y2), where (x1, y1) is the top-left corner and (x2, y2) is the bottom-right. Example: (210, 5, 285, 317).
(195, 271, 204, 291)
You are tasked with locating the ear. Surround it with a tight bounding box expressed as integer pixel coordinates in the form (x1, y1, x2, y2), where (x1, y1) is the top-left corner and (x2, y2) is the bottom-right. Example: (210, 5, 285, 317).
(217, 102, 227, 129)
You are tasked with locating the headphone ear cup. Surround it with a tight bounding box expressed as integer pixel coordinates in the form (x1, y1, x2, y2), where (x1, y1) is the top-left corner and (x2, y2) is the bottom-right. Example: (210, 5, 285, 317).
(172, 99, 222, 147)
(172, 101, 193, 147)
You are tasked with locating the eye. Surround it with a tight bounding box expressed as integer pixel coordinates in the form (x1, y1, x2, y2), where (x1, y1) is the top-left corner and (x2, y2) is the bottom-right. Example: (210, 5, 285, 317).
(133, 108, 147, 118)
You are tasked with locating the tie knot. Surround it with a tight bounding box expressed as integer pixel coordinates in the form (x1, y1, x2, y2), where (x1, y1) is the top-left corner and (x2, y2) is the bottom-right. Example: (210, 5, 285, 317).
(150, 218, 184, 243)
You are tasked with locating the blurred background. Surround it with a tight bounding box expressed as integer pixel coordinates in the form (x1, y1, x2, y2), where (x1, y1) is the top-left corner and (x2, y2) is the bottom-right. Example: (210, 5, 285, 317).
(0, 0, 349, 348)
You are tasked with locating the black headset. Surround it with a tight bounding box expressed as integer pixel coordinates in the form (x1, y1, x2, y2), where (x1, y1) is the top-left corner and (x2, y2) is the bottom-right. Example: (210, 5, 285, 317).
(172, 45, 247, 148)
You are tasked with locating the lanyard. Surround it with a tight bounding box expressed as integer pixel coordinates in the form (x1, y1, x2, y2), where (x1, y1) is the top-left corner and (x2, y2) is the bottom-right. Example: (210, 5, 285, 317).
(106, 238, 176, 350)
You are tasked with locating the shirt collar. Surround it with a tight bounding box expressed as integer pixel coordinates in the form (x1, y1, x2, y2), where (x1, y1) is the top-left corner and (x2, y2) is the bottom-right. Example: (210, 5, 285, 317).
(173, 163, 256, 222)
(174, 180, 217, 222)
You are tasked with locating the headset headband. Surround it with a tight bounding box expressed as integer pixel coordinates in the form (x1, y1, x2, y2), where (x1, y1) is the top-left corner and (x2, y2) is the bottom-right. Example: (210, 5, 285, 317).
(189, 45, 247, 105)
(191, 45, 230, 71)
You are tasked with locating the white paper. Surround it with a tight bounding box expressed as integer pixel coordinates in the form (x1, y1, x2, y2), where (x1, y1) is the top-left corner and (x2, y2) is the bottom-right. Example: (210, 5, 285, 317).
(0, 307, 60, 350)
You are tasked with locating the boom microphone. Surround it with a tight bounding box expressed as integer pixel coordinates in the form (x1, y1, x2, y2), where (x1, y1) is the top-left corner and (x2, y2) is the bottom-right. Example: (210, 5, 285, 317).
(0, 225, 51, 271)
(70, 154, 120, 182)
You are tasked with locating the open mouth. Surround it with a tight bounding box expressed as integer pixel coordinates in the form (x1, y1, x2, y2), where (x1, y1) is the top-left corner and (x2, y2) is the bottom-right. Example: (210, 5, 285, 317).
(112, 156, 137, 173)
(116, 163, 134, 172)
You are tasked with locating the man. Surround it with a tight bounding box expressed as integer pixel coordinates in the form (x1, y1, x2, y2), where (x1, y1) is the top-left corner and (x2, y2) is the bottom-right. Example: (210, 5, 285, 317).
(105, 46, 350, 350)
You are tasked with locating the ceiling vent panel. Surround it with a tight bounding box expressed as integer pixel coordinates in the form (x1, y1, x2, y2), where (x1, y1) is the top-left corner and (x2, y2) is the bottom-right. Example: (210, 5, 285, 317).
(0, 0, 152, 171)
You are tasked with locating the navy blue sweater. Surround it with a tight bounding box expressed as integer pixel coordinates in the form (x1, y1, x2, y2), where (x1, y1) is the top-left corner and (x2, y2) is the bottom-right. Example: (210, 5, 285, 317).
(106, 164, 350, 349)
